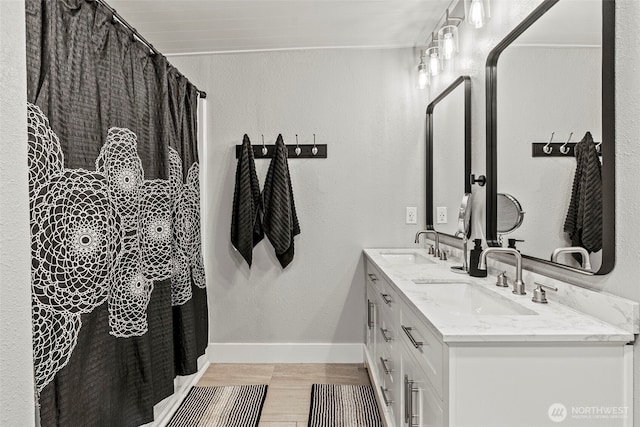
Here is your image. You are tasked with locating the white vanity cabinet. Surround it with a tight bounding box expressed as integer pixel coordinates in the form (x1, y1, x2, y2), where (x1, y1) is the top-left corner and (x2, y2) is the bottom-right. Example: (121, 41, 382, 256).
(364, 252, 635, 427)
(366, 263, 402, 424)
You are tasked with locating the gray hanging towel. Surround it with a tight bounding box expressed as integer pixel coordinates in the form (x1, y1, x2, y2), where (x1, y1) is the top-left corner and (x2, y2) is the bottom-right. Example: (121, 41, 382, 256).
(563, 132, 602, 262)
(231, 134, 264, 266)
(262, 134, 301, 268)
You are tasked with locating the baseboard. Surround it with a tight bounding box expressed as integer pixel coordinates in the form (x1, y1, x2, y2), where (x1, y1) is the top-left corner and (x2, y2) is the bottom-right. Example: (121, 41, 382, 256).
(152, 350, 211, 427)
(207, 343, 364, 364)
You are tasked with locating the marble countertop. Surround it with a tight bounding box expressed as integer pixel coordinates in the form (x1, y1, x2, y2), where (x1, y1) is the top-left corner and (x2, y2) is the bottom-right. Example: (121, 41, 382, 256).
(364, 248, 635, 343)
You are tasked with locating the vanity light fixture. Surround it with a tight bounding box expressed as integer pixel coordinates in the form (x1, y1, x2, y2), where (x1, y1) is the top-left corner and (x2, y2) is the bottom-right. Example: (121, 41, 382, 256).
(426, 33, 441, 77)
(465, 0, 490, 29)
(438, 9, 462, 61)
(427, 47, 441, 76)
(418, 50, 429, 89)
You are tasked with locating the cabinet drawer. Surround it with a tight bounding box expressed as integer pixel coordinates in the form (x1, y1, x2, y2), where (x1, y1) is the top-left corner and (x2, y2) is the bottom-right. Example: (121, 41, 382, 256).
(400, 306, 444, 400)
(377, 307, 398, 352)
(379, 374, 400, 424)
(367, 261, 398, 318)
(366, 260, 384, 290)
(377, 344, 397, 380)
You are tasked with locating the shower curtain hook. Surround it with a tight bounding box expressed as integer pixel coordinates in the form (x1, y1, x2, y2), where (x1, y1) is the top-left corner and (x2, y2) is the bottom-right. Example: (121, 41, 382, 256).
(560, 132, 573, 155)
(543, 132, 555, 154)
(312, 134, 318, 156)
(261, 134, 268, 156)
(295, 134, 301, 156)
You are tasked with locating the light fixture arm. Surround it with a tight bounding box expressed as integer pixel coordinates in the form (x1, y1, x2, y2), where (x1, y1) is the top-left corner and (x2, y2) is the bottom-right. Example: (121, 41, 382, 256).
(445, 8, 464, 26)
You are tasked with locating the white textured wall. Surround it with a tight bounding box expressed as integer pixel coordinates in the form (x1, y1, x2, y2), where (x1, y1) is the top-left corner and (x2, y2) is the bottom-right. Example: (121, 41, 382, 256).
(171, 49, 428, 343)
(0, 0, 36, 426)
(428, 0, 640, 421)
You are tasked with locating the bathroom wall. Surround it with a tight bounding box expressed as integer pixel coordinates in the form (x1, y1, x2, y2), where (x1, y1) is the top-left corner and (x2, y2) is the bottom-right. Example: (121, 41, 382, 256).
(171, 49, 429, 345)
(0, 0, 36, 426)
(427, 0, 640, 421)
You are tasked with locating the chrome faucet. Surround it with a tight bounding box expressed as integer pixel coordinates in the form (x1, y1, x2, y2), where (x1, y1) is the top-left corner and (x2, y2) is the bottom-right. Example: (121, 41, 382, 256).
(478, 247, 526, 295)
(551, 247, 592, 270)
(415, 230, 440, 257)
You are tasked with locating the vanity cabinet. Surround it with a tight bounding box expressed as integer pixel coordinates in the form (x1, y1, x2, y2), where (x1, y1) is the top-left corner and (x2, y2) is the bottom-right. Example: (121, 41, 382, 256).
(367, 265, 402, 424)
(364, 255, 634, 427)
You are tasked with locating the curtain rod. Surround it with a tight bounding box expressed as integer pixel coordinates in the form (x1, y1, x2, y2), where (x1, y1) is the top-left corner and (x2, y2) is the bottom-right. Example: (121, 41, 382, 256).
(91, 0, 207, 99)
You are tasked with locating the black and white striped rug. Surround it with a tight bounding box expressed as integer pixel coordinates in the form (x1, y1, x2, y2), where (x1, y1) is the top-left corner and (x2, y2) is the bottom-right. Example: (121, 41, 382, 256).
(308, 384, 383, 427)
(168, 385, 268, 427)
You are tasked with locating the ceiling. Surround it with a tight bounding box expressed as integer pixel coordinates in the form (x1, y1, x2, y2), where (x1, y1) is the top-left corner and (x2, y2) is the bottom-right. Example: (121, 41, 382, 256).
(107, 0, 452, 55)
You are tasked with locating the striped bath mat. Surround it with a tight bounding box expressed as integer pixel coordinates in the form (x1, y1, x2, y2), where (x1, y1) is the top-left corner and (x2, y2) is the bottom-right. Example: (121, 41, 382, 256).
(308, 384, 383, 427)
(168, 385, 268, 427)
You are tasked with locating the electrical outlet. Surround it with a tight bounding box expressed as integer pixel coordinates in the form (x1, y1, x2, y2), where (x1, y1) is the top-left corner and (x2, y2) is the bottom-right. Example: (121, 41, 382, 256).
(406, 207, 417, 225)
(437, 207, 448, 224)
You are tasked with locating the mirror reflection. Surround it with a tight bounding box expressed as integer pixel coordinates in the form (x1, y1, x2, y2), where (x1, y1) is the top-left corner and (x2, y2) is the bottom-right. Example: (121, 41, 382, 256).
(427, 76, 471, 237)
(496, 0, 604, 272)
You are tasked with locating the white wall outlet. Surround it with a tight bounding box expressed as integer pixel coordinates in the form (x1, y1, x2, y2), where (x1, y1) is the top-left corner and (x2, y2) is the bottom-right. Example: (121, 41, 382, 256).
(437, 207, 448, 224)
(406, 207, 417, 225)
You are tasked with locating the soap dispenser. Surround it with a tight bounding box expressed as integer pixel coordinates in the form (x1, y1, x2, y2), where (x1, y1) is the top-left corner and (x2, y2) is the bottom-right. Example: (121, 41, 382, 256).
(469, 239, 488, 277)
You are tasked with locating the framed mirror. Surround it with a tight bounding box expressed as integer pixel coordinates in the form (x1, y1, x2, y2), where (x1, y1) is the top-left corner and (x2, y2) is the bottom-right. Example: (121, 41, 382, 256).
(426, 75, 471, 237)
(485, 0, 615, 274)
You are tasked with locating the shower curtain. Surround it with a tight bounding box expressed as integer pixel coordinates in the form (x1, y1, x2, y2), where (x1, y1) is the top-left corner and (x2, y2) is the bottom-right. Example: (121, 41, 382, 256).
(25, 1, 208, 426)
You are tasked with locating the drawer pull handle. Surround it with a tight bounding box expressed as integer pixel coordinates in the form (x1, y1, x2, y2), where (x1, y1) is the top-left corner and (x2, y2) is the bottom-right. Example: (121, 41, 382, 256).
(380, 327, 392, 342)
(379, 357, 393, 374)
(367, 300, 375, 329)
(368, 273, 378, 282)
(401, 325, 423, 349)
(404, 375, 418, 426)
(381, 293, 393, 305)
(380, 386, 393, 406)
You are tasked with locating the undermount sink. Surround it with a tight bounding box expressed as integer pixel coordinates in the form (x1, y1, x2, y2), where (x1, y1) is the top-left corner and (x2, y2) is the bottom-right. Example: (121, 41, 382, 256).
(379, 251, 435, 265)
(411, 280, 537, 316)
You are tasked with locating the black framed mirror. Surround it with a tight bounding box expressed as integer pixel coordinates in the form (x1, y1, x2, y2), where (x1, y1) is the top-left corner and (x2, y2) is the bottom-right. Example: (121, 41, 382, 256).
(426, 75, 472, 237)
(486, 0, 615, 275)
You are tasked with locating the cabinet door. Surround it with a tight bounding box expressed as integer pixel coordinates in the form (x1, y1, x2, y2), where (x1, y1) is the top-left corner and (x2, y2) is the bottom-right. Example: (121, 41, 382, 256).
(402, 345, 444, 427)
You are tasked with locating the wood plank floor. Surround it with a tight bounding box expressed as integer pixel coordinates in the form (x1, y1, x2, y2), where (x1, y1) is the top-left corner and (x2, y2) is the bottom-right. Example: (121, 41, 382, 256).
(196, 363, 372, 427)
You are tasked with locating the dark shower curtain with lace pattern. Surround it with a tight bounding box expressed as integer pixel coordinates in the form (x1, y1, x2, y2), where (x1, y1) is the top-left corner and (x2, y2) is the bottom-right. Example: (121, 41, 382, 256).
(25, 1, 208, 425)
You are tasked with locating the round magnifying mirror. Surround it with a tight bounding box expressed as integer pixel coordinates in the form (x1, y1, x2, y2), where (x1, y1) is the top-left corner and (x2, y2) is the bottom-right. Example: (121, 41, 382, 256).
(497, 193, 525, 234)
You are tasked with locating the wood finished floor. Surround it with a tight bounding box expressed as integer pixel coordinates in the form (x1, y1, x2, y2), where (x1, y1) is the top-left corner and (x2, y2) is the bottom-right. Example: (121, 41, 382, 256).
(196, 363, 373, 427)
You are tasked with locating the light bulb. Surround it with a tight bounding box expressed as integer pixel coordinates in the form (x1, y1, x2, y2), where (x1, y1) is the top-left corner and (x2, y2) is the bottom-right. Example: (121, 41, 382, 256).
(469, 0, 486, 29)
(418, 64, 428, 89)
(428, 52, 440, 76)
(442, 32, 455, 60)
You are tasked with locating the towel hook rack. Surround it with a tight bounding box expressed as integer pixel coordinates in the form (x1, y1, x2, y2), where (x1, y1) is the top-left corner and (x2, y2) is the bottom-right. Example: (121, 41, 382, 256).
(235, 134, 327, 159)
(543, 132, 555, 154)
(295, 134, 301, 156)
(261, 134, 268, 156)
(560, 132, 573, 155)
